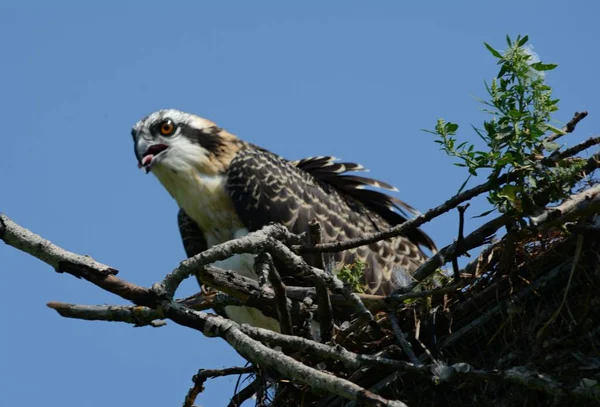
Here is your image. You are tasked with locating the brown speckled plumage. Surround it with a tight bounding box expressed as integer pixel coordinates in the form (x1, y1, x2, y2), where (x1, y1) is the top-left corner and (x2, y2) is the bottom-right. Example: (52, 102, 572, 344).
(179, 144, 436, 295)
(132, 109, 435, 298)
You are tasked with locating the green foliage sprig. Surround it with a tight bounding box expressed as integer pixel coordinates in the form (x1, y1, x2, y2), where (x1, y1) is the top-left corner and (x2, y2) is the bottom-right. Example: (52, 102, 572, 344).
(337, 260, 366, 293)
(427, 35, 585, 216)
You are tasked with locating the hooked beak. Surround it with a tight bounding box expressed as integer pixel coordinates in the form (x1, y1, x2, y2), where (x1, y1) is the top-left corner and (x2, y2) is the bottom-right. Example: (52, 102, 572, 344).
(138, 144, 169, 173)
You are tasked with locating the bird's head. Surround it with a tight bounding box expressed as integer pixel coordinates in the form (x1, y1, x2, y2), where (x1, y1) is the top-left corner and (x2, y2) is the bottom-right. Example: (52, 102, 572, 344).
(131, 109, 244, 177)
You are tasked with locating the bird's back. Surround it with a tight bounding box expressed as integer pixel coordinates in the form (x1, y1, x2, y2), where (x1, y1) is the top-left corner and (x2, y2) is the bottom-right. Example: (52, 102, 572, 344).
(226, 146, 436, 295)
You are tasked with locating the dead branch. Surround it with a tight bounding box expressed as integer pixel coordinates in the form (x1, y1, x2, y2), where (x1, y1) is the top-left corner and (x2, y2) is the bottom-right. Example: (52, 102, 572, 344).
(452, 204, 470, 281)
(389, 313, 421, 365)
(309, 219, 334, 343)
(544, 111, 589, 143)
(46, 302, 168, 327)
(529, 183, 600, 228)
(0, 215, 406, 407)
(184, 366, 255, 407)
(227, 376, 261, 407)
(263, 252, 294, 335)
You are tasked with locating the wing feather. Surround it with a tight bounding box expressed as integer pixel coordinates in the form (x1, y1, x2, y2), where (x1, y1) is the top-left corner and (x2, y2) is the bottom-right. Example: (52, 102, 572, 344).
(177, 208, 207, 288)
(226, 147, 436, 295)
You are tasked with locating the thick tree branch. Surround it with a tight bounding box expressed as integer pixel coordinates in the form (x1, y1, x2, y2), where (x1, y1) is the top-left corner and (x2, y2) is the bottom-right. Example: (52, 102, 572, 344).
(529, 183, 600, 228)
(164, 303, 408, 407)
(0, 214, 156, 307)
(159, 223, 297, 298)
(1, 215, 405, 406)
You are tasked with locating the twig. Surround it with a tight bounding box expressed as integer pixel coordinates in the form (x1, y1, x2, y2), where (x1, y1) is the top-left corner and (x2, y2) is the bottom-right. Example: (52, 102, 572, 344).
(293, 179, 502, 255)
(266, 237, 382, 336)
(293, 112, 589, 257)
(46, 291, 242, 327)
(46, 302, 168, 327)
(551, 136, 600, 162)
(227, 376, 261, 407)
(184, 366, 254, 407)
(309, 219, 334, 343)
(405, 155, 600, 290)
(439, 258, 573, 349)
(388, 313, 421, 365)
(263, 252, 293, 335)
(374, 283, 464, 313)
(410, 215, 507, 286)
(452, 204, 470, 281)
(166, 304, 408, 407)
(536, 234, 584, 341)
(544, 111, 589, 143)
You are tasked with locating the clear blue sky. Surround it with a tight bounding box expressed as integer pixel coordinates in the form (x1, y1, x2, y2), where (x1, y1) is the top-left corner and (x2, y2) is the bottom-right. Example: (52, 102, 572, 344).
(1, 2, 597, 406)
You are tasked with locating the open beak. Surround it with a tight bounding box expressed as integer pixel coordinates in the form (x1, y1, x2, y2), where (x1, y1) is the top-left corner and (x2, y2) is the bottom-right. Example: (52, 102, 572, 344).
(138, 144, 169, 173)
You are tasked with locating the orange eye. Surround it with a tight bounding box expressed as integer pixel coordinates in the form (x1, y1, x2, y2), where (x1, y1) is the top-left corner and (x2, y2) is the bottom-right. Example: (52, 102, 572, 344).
(159, 119, 176, 136)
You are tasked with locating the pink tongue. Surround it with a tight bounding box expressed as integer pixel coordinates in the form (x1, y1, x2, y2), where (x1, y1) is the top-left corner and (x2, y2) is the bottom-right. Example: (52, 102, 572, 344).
(141, 155, 154, 168)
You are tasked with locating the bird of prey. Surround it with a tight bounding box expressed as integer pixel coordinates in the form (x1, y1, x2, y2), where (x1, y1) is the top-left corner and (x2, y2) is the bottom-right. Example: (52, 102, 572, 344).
(131, 109, 436, 332)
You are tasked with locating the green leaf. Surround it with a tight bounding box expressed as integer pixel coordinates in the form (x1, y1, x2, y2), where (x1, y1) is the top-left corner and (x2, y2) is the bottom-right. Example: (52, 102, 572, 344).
(445, 122, 459, 133)
(506, 35, 512, 46)
(517, 35, 529, 46)
(528, 175, 537, 188)
(542, 140, 561, 152)
(473, 209, 496, 218)
(457, 174, 472, 194)
(545, 124, 566, 135)
(498, 184, 519, 202)
(530, 62, 558, 71)
(484, 42, 502, 58)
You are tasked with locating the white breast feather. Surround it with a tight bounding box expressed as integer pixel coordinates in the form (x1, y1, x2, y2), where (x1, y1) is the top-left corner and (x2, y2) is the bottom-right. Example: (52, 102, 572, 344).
(152, 163, 281, 331)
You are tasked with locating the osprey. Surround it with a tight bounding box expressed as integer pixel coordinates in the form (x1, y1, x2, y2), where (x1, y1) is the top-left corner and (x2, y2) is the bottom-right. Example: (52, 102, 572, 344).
(131, 109, 435, 332)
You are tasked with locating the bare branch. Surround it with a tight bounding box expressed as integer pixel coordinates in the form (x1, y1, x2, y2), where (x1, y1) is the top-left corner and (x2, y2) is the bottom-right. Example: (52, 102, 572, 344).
(293, 113, 590, 257)
(184, 366, 255, 407)
(530, 183, 600, 228)
(452, 204, 470, 281)
(159, 223, 296, 298)
(550, 136, 600, 162)
(266, 238, 381, 336)
(46, 291, 242, 327)
(47, 302, 167, 327)
(544, 111, 589, 143)
(165, 303, 408, 407)
(439, 258, 573, 349)
(263, 252, 293, 335)
(227, 376, 261, 407)
(388, 313, 421, 366)
(0, 214, 156, 307)
(1, 215, 405, 406)
(309, 219, 334, 343)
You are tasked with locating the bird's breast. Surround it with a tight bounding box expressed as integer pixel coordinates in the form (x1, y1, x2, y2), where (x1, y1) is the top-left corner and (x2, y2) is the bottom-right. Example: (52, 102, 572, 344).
(155, 167, 257, 278)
